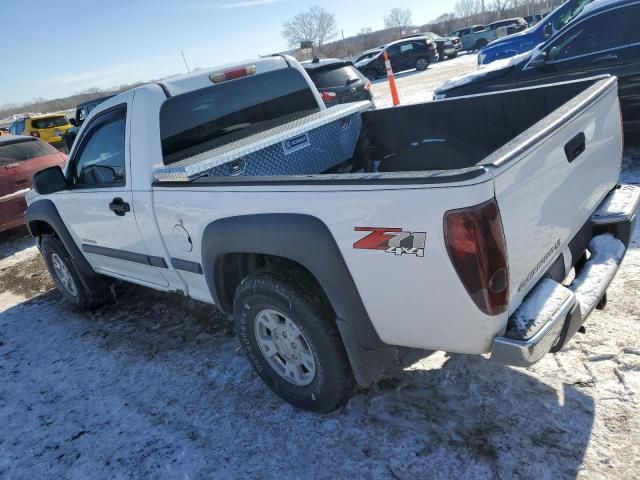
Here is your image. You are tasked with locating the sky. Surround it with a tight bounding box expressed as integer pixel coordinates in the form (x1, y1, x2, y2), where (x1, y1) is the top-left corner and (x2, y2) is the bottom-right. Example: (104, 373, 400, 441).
(1, 0, 457, 107)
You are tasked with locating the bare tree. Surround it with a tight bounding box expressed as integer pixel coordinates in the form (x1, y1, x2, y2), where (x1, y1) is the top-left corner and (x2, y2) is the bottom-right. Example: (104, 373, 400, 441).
(455, 0, 483, 19)
(359, 27, 374, 50)
(282, 6, 338, 49)
(433, 13, 458, 34)
(491, 0, 512, 19)
(384, 8, 413, 32)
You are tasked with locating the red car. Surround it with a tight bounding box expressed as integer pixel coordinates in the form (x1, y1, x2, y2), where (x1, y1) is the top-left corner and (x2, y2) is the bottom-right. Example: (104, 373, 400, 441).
(0, 136, 66, 232)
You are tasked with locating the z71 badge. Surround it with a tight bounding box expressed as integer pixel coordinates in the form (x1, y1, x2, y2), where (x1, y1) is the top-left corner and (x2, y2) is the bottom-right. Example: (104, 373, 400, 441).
(353, 227, 426, 257)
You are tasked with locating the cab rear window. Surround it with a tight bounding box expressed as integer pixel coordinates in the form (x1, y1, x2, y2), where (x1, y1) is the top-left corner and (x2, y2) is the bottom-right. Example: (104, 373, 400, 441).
(160, 68, 320, 165)
(0, 138, 58, 166)
(31, 116, 69, 129)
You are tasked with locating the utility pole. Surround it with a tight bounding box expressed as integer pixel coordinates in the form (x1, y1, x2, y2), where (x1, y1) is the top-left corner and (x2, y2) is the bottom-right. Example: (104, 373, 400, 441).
(181, 50, 191, 73)
(481, 0, 486, 25)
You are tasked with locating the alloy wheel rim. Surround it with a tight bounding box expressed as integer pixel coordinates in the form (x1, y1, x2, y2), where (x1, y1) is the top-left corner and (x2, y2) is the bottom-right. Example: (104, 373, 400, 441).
(254, 309, 317, 386)
(51, 253, 78, 297)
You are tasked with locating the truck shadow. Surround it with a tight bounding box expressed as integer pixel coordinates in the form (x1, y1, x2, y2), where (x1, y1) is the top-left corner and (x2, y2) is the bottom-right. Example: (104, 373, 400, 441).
(0, 225, 35, 261)
(1, 284, 595, 479)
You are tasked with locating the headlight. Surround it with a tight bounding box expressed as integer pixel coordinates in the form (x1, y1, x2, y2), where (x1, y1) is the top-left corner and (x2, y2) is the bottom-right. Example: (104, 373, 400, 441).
(478, 53, 486, 65)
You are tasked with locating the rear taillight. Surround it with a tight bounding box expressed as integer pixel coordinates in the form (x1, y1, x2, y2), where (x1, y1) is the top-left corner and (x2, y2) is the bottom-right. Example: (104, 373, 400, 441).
(30, 131, 40, 138)
(444, 198, 509, 316)
(210, 65, 257, 84)
(321, 91, 337, 102)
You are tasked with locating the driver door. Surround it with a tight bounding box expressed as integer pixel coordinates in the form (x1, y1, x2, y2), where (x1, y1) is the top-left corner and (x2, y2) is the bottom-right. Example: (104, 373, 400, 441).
(52, 93, 169, 287)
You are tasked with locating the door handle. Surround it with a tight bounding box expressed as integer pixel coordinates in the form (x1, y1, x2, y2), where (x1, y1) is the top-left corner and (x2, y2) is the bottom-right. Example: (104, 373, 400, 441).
(565, 132, 586, 163)
(109, 197, 130, 216)
(592, 54, 619, 64)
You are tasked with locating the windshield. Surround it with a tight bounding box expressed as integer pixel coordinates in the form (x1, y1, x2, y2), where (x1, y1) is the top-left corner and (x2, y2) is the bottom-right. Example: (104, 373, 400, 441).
(160, 68, 319, 165)
(30, 116, 69, 129)
(356, 51, 380, 63)
(552, 0, 595, 31)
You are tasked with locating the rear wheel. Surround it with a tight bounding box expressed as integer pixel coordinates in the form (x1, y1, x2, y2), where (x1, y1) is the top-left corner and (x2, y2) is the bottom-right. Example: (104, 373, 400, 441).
(40, 235, 113, 310)
(233, 266, 354, 413)
(474, 38, 488, 50)
(416, 57, 430, 71)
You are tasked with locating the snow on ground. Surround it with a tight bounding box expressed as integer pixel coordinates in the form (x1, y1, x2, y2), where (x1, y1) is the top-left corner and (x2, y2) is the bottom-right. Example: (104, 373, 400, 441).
(2, 57, 640, 480)
(370, 53, 478, 109)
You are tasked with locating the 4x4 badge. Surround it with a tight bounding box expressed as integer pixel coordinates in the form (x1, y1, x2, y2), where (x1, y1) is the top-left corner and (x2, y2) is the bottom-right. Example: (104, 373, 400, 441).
(353, 227, 426, 257)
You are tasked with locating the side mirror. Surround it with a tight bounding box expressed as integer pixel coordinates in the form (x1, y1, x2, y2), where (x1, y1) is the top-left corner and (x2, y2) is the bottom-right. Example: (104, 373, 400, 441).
(543, 23, 553, 39)
(33, 166, 67, 195)
(529, 50, 548, 68)
(69, 118, 77, 127)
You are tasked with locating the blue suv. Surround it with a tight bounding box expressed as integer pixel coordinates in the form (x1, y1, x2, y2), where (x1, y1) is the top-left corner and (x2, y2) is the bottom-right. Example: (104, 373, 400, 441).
(478, 0, 595, 65)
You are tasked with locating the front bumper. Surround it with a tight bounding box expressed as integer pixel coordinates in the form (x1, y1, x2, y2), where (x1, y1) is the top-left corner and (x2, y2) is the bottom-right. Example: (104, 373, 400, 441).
(491, 185, 640, 367)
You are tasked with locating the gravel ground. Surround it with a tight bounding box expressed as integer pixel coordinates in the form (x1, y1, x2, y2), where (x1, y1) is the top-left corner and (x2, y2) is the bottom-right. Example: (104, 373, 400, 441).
(2, 55, 640, 480)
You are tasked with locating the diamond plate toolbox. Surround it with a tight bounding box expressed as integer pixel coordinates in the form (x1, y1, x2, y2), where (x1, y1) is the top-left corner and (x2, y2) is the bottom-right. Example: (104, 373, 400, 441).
(154, 101, 371, 182)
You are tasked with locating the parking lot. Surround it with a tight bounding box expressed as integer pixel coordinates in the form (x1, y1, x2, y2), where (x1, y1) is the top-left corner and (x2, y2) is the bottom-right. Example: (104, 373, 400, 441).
(2, 54, 640, 479)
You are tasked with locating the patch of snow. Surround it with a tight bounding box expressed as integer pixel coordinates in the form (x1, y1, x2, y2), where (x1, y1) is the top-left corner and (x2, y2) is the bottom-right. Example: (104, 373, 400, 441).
(592, 185, 640, 219)
(570, 234, 626, 316)
(510, 278, 572, 337)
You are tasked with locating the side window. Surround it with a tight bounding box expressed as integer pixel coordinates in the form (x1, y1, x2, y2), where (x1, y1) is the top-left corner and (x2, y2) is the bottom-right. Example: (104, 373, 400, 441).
(399, 43, 414, 54)
(386, 45, 400, 57)
(71, 107, 126, 188)
(548, 8, 628, 61)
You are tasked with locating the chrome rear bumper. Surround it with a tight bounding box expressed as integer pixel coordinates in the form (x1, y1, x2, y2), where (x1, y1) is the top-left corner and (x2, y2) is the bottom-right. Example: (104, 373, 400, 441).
(491, 185, 638, 367)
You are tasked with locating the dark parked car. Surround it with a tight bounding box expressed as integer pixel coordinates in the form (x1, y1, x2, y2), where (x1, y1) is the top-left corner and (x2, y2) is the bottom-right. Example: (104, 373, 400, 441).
(487, 17, 529, 35)
(355, 37, 438, 81)
(418, 32, 461, 60)
(434, 0, 640, 133)
(302, 59, 373, 106)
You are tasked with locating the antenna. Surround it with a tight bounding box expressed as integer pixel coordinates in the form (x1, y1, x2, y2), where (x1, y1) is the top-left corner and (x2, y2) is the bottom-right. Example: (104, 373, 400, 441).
(181, 50, 191, 73)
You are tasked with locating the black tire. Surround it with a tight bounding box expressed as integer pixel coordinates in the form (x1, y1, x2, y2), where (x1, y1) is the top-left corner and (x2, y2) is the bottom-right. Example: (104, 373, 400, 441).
(416, 57, 430, 71)
(474, 38, 488, 50)
(40, 235, 113, 311)
(233, 266, 354, 413)
(364, 68, 378, 82)
(448, 52, 458, 59)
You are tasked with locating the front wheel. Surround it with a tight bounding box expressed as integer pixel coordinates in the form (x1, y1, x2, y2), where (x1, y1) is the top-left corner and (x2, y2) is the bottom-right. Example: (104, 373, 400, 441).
(40, 235, 113, 310)
(416, 57, 430, 71)
(474, 39, 488, 50)
(233, 266, 354, 413)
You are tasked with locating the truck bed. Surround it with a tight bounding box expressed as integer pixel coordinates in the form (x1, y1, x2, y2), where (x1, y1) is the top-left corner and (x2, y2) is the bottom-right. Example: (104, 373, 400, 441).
(154, 76, 612, 185)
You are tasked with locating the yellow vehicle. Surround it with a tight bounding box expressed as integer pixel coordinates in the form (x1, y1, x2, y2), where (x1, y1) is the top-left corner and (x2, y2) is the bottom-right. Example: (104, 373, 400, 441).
(8, 114, 71, 152)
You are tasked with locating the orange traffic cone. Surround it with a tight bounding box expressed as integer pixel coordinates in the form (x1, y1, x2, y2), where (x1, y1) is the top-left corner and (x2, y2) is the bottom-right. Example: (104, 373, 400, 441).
(383, 51, 401, 106)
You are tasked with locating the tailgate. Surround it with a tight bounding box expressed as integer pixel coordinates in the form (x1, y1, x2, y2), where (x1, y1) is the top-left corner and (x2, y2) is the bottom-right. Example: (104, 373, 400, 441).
(491, 78, 622, 313)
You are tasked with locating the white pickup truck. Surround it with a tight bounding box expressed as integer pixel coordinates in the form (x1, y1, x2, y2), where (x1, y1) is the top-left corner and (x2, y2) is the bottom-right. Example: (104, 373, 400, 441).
(26, 55, 639, 412)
